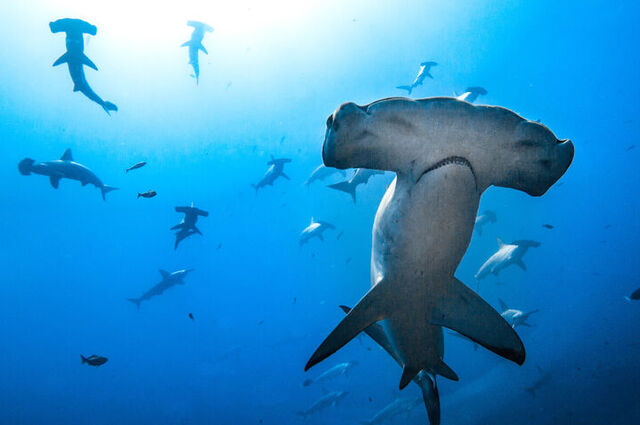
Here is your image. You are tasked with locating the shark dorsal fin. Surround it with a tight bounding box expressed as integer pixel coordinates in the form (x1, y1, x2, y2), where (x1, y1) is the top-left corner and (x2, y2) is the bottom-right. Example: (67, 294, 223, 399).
(60, 149, 73, 161)
(497, 237, 505, 248)
(310, 217, 315, 224)
(159, 269, 170, 279)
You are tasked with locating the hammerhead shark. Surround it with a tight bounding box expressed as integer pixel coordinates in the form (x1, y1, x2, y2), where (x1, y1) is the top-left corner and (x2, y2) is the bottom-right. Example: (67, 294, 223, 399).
(396, 61, 437, 95)
(49, 18, 117, 114)
(182, 20, 213, 84)
(127, 269, 193, 310)
(18, 149, 117, 200)
(251, 156, 291, 192)
(171, 203, 209, 249)
(305, 97, 573, 418)
(327, 168, 384, 203)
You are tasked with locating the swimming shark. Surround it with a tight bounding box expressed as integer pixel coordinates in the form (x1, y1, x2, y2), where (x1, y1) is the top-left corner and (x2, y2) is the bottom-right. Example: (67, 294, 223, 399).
(305, 97, 573, 408)
(182, 20, 213, 84)
(251, 156, 291, 192)
(396, 61, 437, 95)
(456, 87, 488, 104)
(474, 210, 497, 236)
(297, 391, 348, 419)
(302, 360, 358, 387)
(327, 168, 384, 203)
(361, 397, 423, 425)
(171, 203, 209, 249)
(127, 269, 193, 310)
(475, 238, 541, 280)
(341, 306, 440, 425)
(49, 18, 117, 114)
(304, 164, 346, 186)
(498, 299, 539, 328)
(299, 218, 336, 246)
(18, 149, 117, 200)
(525, 365, 551, 397)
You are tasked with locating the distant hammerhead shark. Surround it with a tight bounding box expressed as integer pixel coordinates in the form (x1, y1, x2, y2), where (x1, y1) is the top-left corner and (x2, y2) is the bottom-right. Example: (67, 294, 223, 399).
(396, 61, 437, 95)
(18, 148, 117, 200)
(475, 238, 541, 280)
(182, 20, 213, 84)
(251, 156, 292, 192)
(498, 299, 539, 329)
(127, 269, 193, 310)
(327, 168, 384, 203)
(305, 97, 573, 414)
(171, 203, 209, 249)
(49, 18, 118, 114)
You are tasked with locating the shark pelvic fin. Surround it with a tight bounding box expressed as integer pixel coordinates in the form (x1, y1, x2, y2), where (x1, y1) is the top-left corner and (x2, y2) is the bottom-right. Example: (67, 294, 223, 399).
(432, 360, 458, 381)
(430, 277, 525, 365)
(399, 366, 420, 390)
(306, 281, 392, 371)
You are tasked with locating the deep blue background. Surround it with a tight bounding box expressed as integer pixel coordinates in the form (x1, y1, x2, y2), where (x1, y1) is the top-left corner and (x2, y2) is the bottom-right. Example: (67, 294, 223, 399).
(0, 1, 638, 424)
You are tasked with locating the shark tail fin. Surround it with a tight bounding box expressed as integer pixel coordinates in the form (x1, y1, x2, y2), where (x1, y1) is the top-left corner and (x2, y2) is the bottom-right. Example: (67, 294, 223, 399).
(251, 184, 258, 193)
(18, 158, 35, 175)
(526, 387, 536, 398)
(418, 374, 440, 425)
(127, 298, 141, 311)
(81, 355, 88, 364)
(396, 85, 413, 95)
(102, 101, 118, 115)
(430, 277, 526, 365)
(101, 185, 118, 200)
(305, 280, 393, 371)
(498, 298, 509, 312)
(327, 181, 357, 203)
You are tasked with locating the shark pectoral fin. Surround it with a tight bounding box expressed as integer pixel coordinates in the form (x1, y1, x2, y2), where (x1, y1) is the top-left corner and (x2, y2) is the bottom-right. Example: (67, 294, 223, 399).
(159, 269, 170, 279)
(198, 43, 208, 54)
(281, 172, 290, 180)
(516, 259, 527, 271)
(52, 52, 70, 67)
(431, 277, 525, 365)
(49, 175, 61, 189)
(73, 85, 81, 92)
(181, 41, 191, 47)
(306, 281, 392, 371)
(81, 54, 98, 70)
(318, 234, 324, 241)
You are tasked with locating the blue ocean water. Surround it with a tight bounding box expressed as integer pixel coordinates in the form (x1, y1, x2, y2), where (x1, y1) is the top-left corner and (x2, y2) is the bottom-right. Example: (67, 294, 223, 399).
(0, 1, 639, 424)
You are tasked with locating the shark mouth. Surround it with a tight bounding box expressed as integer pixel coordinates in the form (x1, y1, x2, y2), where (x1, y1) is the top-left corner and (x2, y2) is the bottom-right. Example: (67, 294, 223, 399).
(417, 156, 478, 189)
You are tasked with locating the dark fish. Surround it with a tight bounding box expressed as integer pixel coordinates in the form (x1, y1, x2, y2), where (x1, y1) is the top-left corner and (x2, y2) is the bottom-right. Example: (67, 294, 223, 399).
(542, 224, 554, 229)
(216, 243, 222, 250)
(626, 288, 640, 301)
(126, 161, 147, 173)
(188, 312, 194, 320)
(293, 297, 297, 304)
(81, 354, 108, 366)
(626, 145, 636, 152)
(604, 224, 612, 229)
(258, 320, 264, 326)
(336, 230, 344, 240)
(345, 257, 352, 264)
(137, 190, 157, 199)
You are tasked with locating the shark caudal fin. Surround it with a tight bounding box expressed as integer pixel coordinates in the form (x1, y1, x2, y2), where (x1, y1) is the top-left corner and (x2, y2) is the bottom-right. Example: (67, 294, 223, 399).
(127, 298, 141, 310)
(431, 277, 525, 365)
(101, 185, 118, 200)
(396, 85, 413, 95)
(18, 158, 35, 175)
(327, 181, 357, 203)
(306, 281, 393, 371)
(417, 373, 440, 425)
(81, 355, 88, 364)
(102, 101, 118, 115)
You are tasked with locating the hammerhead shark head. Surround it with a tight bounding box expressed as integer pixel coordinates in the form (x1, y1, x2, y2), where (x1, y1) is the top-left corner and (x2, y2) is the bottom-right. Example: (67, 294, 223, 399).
(305, 97, 573, 417)
(182, 20, 213, 84)
(18, 148, 117, 200)
(171, 203, 209, 249)
(49, 18, 117, 114)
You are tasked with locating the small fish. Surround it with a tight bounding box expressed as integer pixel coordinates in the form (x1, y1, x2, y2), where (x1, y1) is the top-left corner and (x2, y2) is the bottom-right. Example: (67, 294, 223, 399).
(188, 313, 194, 321)
(216, 243, 222, 250)
(293, 297, 297, 304)
(258, 320, 264, 325)
(626, 145, 636, 152)
(368, 396, 372, 402)
(345, 257, 352, 264)
(81, 354, 108, 366)
(137, 190, 157, 199)
(604, 224, 612, 229)
(542, 224, 554, 229)
(126, 161, 146, 173)
(336, 230, 344, 240)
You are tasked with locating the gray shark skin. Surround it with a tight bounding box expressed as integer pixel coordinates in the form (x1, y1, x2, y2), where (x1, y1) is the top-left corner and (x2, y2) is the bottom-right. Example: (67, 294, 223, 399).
(182, 20, 213, 84)
(18, 149, 117, 200)
(302, 360, 358, 387)
(447, 330, 479, 351)
(396, 61, 437, 95)
(297, 391, 348, 419)
(49, 18, 117, 115)
(127, 269, 193, 310)
(341, 306, 440, 425)
(525, 365, 551, 397)
(304, 164, 346, 186)
(456, 86, 488, 104)
(327, 168, 384, 203)
(475, 238, 541, 280)
(474, 210, 497, 236)
(171, 203, 209, 250)
(299, 218, 336, 246)
(498, 299, 539, 328)
(361, 397, 422, 425)
(251, 156, 292, 192)
(306, 97, 573, 406)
